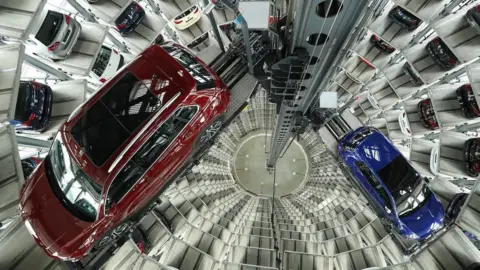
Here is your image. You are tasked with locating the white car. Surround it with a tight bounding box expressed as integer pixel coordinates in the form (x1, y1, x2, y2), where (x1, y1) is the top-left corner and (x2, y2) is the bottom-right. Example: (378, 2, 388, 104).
(173, 5, 201, 30)
(29, 9, 81, 60)
(90, 45, 125, 83)
(367, 92, 380, 109)
(398, 110, 412, 135)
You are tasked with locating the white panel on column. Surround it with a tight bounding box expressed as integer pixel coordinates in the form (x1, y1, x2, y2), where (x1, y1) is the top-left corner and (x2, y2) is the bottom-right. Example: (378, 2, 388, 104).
(0, 0, 48, 40)
(0, 44, 24, 123)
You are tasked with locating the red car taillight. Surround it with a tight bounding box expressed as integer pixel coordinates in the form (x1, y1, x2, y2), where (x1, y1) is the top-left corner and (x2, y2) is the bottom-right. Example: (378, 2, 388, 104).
(174, 20, 183, 24)
(135, 3, 141, 12)
(403, 112, 406, 117)
(32, 81, 40, 89)
(65, 14, 71, 25)
(476, 5, 480, 13)
(194, 8, 199, 13)
(447, 57, 457, 65)
(372, 35, 379, 41)
(99, 78, 106, 83)
(113, 49, 119, 55)
(116, 23, 126, 30)
(24, 113, 36, 126)
(48, 42, 60, 51)
(475, 162, 480, 172)
(433, 38, 440, 45)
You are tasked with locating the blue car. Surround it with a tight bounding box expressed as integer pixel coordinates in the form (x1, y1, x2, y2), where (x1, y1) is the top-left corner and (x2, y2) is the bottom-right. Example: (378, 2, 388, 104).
(10, 80, 53, 133)
(338, 126, 444, 240)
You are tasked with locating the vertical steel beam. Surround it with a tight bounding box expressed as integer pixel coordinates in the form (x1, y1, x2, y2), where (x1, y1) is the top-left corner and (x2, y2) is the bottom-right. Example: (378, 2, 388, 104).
(218, 0, 254, 74)
(202, 0, 225, 52)
(267, 103, 291, 166)
(66, 0, 128, 52)
(267, 0, 377, 166)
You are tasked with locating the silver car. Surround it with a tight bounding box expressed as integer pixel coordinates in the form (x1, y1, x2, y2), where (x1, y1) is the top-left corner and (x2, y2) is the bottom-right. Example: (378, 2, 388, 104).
(30, 10, 81, 60)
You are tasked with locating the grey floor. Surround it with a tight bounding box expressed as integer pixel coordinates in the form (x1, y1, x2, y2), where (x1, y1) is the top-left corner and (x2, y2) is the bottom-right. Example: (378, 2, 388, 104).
(233, 133, 308, 196)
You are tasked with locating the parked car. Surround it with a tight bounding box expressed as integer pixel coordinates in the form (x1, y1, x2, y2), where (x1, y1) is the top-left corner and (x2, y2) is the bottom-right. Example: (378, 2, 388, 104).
(10, 81, 53, 134)
(427, 37, 458, 70)
(187, 32, 209, 50)
(370, 34, 395, 54)
(445, 193, 468, 222)
(464, 138, 480, 177)
(388, 6, 422, 31)
(21, 157, 41, 179)
(19, 43, 230, 261)
(338, 126, 444, 240)
(90, 45, 125, 83)
(173, 5, 201, 30)
(457, 84, 480, 119)
(29, 10, 81, 60)
(114, 2, 145, 35)
(465, 5, 480, 35)
(398, 111, 412, 135)
(403, 62, 423, 86)
(418, 99, 439, 130)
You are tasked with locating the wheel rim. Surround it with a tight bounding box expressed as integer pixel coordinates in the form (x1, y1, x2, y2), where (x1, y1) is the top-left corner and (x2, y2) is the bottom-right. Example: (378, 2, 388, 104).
(113, 223, 129, 236)
(99, 223, 129, 248)
(98, 235, 112, 248)
(200, 121, 222, 143)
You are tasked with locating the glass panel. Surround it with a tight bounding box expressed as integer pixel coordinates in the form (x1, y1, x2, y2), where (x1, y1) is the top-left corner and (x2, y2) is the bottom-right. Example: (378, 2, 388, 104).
(35, 11, 63, 45)
(92, 46, 112, 77)
(45, 135, 102, 222)
(132, 106, 197, 169)
(108, 161, 145, 204)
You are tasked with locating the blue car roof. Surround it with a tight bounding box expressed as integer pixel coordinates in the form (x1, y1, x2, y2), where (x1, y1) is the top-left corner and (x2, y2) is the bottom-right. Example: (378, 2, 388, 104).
(343, 127, 401, 172)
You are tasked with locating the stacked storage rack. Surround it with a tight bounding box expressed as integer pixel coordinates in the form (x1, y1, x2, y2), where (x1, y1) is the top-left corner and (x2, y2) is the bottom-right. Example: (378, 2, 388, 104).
(321, 0, 480, 269)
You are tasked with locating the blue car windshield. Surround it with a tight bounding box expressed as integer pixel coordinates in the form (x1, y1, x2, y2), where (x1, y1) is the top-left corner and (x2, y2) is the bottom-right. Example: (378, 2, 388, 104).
(377, 155, 430, 216)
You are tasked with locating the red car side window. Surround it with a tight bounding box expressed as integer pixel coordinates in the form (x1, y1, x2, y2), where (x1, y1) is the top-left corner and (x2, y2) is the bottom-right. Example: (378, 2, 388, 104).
(106, 106, 198, 208)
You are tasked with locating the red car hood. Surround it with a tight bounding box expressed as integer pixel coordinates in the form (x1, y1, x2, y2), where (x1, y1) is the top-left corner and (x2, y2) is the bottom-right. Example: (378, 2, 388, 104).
(19, 161, 92, 260)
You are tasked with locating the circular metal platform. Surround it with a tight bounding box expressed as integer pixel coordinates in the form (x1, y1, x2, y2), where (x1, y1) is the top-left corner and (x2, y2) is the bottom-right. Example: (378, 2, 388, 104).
(232, 131, 309, 196)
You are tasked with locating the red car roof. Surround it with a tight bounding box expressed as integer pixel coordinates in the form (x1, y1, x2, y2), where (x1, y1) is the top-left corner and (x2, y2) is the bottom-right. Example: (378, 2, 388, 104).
(60, 45, 196, 186)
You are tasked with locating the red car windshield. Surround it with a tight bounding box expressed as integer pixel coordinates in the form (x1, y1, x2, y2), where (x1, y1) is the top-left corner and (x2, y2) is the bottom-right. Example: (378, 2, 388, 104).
(45, 134, 102, 222)
(71, 72, 173, 166)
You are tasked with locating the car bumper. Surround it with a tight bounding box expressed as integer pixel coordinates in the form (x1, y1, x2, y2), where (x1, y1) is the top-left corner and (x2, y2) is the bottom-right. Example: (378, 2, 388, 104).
(466, 10, 480, 36)
(121, 11, 145, 34)
(426, 42, 455, 70)
(54, 21, 82, 59)
(456, 88, 478, 119)
(403, 64, 423, 86)
(464, 139, 479, 176)
(388, 12, 418, 31)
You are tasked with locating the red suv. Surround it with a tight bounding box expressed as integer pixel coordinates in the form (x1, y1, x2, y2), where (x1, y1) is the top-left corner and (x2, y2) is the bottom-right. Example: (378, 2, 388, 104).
(18, 43, 230, 261)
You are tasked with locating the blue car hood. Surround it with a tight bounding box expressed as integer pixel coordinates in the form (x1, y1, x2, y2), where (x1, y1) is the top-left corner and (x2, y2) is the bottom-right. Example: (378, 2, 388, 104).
(399, 193, 444, 240)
